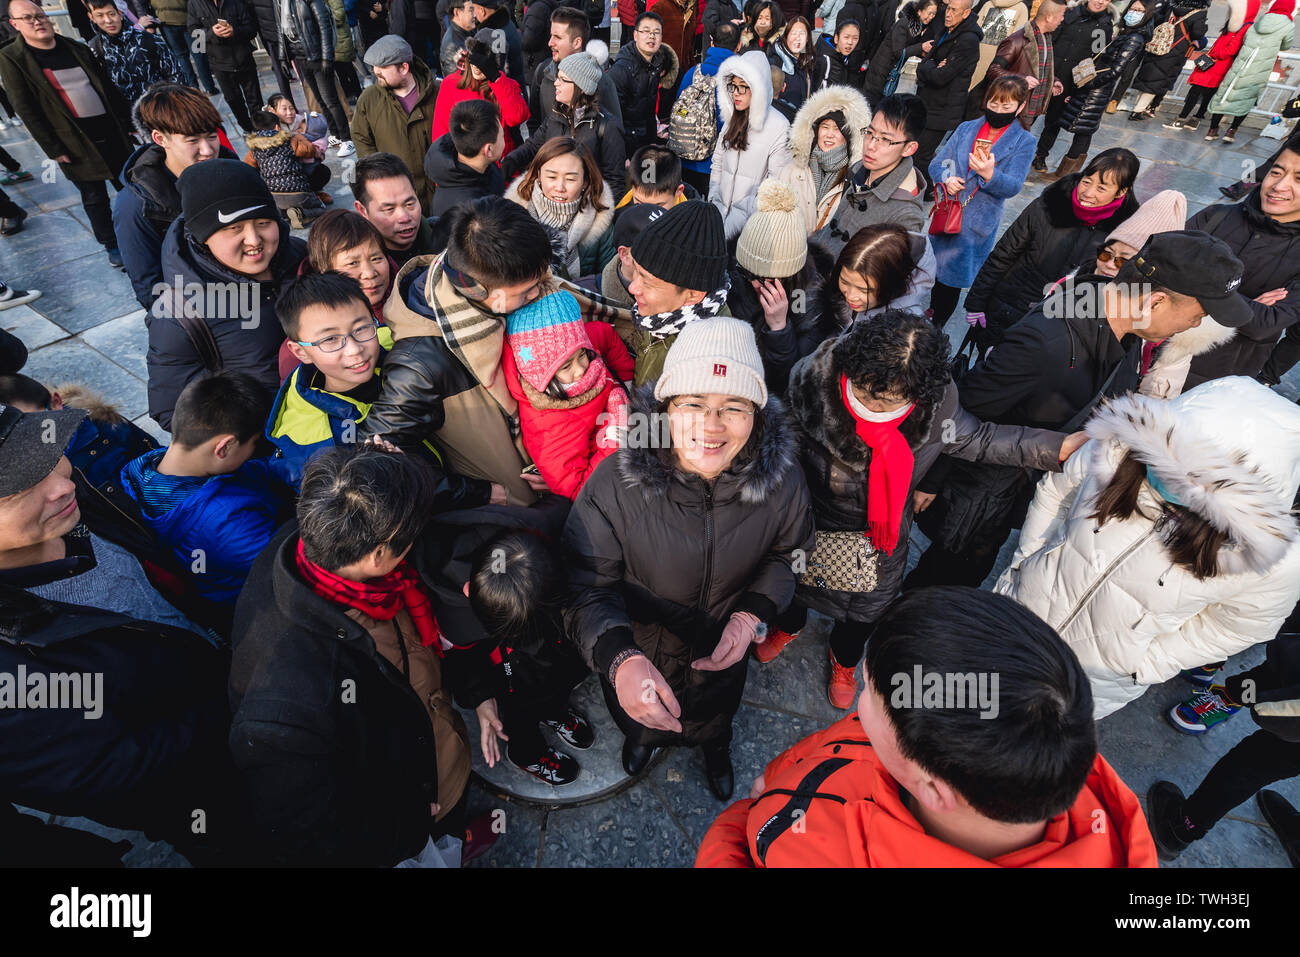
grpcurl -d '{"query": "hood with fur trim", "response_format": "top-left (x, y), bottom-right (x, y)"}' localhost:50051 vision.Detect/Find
top-left (51, 383), bottom-right (127, 425)
top-left (1149, 317), bottom-right (1236, 372)
top-left (245, 128), bottom-right (294, 150)
top-left (503, 178), bottom-right (616, 251)
top-left (788, 84), bottom-right (871, 170)
top-left (1085, 377), bottom-right (1300, 576)
top-left (615, 385), bottom-right (800, 506)
top-left (716, 50), bottom-right (778, 134)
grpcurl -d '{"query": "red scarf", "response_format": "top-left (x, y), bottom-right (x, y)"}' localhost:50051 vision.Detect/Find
top-left (295, 539), bottom-right (442, 651)
top-left (841, 375), bottom-right (914, 556)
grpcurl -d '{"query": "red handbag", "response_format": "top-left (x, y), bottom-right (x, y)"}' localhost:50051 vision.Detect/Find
top-left (929, 183), bottom-right (980, 236)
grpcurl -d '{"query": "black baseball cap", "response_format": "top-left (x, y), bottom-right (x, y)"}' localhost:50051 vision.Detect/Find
top-left (612, 202), bottom-right (666, 251)
top-left (1125, 230), bottom-right (1253, 328)
top-left (0, 402), bottom-right (86, 498)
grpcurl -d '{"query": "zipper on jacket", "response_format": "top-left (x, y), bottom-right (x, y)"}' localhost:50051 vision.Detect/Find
top-left (1056, 526), bottom-right (1159, 634)
top-left (698, 482), bottom-right (715, 612)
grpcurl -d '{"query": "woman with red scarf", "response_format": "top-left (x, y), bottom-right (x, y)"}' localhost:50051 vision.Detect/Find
top-left (768, 311), bottom-right (1082, 709)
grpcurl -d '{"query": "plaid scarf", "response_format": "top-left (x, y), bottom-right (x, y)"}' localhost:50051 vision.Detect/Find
top-left (295, 539), bottom-right (442, 651)
top-left (632, 275), bottom-right (731, 338)
top-left (427, 256), bottom-right (520, 415)
top-left (1027, 23), bottom-right (1054, 119)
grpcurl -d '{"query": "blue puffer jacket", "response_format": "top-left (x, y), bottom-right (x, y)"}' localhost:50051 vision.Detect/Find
top-left (266, 363), bottom-right (381, 488)
top-left (121, 449), bottom-right (293, 606)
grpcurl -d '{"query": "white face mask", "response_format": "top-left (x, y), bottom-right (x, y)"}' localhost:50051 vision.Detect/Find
top-left (844, 379), bottom-right (915, 422)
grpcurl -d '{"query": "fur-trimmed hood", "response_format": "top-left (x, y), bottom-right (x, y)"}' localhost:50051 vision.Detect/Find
top-left (1148, 316), bottom-right (1236, 371)
top-left (788, 337), bottom-right (942, 469)
top-left (245, 128), bottom-right (294, 150)
top-left (1085, 377), bottom-right (1300, 576)
top-left (503, 178), bottom-right (616, 250)
top-left (716, 50), bottom-right (778, 134)
top-left (614, 385), bottom-right (800, 506)
top-left (788, 84), bottom-right (871, 170)
top-left (51, 383), bottom-right (126, 425)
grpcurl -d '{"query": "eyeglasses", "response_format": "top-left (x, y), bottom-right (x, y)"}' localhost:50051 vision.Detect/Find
top-left (670, 399), bottom-right (755, 424)
top-left (296, 320), bottom-right (381, 352)
top-left (727, 82), bottom-right (751, 95)
top-left (1096, 248), bottom-right (1130, 268)
top-left (860, 129), bottom-right (906, 147)
top-left (10, 12), bottom-right (51, 22)
top-left (636, 28), bottom-right (662, 37)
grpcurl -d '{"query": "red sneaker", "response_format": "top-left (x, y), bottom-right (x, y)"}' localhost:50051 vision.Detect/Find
top-left (754, 628), bottom-right (799, 663)
top-left (828, 649), bottom-right (857, 710)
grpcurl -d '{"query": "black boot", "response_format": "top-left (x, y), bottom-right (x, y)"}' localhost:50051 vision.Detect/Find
top-left (1031, 154), bottom-right (1048, 173)
top-left (1146, 780), bottom-right (1195, 861)
top-left (702, 744), bottom-right (734, 802)
top-left (621, 739), bottom-right (656, 776)
top-left (1257, 790), bottom-right (1300, 868)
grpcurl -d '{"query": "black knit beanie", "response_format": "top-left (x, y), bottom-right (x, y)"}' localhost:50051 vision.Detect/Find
top-left (630, 200), bottom-right (728, 292)
top-left (178, 158), bottom-right (278, 243)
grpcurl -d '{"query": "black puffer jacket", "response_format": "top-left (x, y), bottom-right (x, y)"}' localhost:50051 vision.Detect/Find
top-left (725, 239), bottom-right (837, 396)
top-left (608, 39), bottom-right (680, 144)
top-left (810, 33), bottom-right (853, 91)
top-left (916, 275), bottom-right (1144, 552)
top-left (187, 0), bottom-right (259, 72)
top-left (964, 172), bottom-right (1139, 346)
top-left (147, 217), bottom-right (307, 430)
top-left (787, 335), bottom-right (1066, 622)
top-left (1134, 4), bottom-right (1208, 94)
top-left (249, 0), bottom-right (281, 45)
top-left (1058, 22), bottom-right (1149, 135)
top-left (229, 530), bottom-right (448, 867)
top-left (563, 387), bottom-right (815, 748)
top-left (0, 582), bottom-right (239, 862)
top-left (502, 104), bottom-right (627, 194)
top-left (1185, 192), bottom-right (1300, 388)
top-left (273, 0), bottom-right (336, 64)
top-left (520, 0), bottom-right (562, 75)
top-left (1050, 1), bottom-right (1115, 82)
top-left (915, 12), bottom-right (982, 131)
top-left (424, 133), bottom-right (506, 217)
top-left (862, 1), bottom-right (929, 96)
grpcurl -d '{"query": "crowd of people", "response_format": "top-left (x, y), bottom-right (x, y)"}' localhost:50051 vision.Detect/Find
top-left (2, 0), bottom-right (1300, 870)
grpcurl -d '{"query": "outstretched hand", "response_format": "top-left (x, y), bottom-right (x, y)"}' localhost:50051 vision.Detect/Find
top-left (693, 612), bottom-right (760, 672)
top-left (614, 654), bottom-right (683, 733)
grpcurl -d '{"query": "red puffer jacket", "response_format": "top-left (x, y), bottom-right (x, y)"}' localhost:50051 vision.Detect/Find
top-left (431, 71), bottom-right (531, 155)
top-left (503, 321), bottom-right (635, 500)
top-left (696, 713), bottom-right (1160, 868)
top-left (1188, 0), bottom-right (1261, 88)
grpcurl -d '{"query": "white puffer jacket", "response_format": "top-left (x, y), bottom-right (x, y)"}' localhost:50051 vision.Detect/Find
top-left (709, 50), bottom-right (794, 240)
top-left (778, 84), bottom-right (871, 235)
top-left (996, 377), bottom-right (1300, 720)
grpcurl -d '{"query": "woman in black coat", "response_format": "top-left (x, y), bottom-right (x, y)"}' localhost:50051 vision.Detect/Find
top-left (1054, 0), bottom-right (1154, 172)
top-left (861, 0), bottom-right (937, 100)
top-left (563, 317), bottom-right (814, 800)
top-left (963, 149), bottom-right (1140, 350)
top-left (766, 311), bottom-right (1070, 709)
top-left (767, 15), bottom-right (814, 108)
top-left (1129, 1), bottom-right (1209, 119)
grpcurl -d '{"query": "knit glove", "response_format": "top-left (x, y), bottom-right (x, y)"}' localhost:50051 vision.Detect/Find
top-left (965, 311), bottom-right (986, 328)
top-left (597, 385), bottom-right (629, 451)
top-left (467, 44), bottom-right (501, 82)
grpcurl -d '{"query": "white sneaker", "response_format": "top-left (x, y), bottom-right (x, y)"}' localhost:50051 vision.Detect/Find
top-left (327, 134), bottom-right (342, 148)
top-left (0, 286), bottom-right (41, 310)
top-left (336, 140), bottom-right (356, 157)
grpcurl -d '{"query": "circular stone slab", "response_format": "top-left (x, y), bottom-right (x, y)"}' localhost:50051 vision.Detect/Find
top-left (460, 674), bottom-right (652, 807)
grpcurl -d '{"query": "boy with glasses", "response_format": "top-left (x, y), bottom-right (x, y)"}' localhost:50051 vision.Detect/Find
top-left (812, 93), bottom-right (927, 257)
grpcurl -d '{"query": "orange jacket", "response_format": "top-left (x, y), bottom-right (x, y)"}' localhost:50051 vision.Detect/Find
top-left (695, 714), bottom-right (1158, 868)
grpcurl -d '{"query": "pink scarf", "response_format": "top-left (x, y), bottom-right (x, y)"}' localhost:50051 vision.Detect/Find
top-left (1071, 189), bottom-right (1125, 226)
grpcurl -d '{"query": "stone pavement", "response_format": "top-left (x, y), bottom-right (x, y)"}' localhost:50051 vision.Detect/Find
top-left (3, 50), bottom-right (1299, 868)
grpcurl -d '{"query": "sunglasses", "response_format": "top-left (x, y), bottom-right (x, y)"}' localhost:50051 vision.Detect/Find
top-left (1096, 248), bottom-right (1130, 268)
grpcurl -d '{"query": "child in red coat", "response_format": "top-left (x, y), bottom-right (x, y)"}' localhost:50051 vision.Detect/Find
top-left (504, 289), bottom-right (634, 500)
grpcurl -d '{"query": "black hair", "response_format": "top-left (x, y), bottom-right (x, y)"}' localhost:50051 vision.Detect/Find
top-left (873, 92), bottom-right (926, 143)
top-left (747, 0), bottom-right (786, 36)
top-left (550, 5), bottom-right (590, 43)
top-left (468, 529), bottom-right (565, 655)
top-left (297, 446), bottom-right (435, 572)
top-left (250, 108), bottom-right (280, 131)
top-left (444, 196), bottom-right (552, 288)
top-left (352, 152), bottom-right (418, 208)
top-left (277, 272), bottom-right (372, 340)
top-left (85, 0), bottom-right (118, 9)
top-left (449, 98), bottom-right (502, 157)
top-left (865, 587), bottom-right (1097, 824)
top-left (634, 11), bottom-right (664, 30)
top-left (0, 373), bottom-right (51, 410)
top-left (834, 17), bottom-right (862, 37)
top-left (543, 348), bottom-right (595, 399)
top-left (1080, 147), bottom-right (1140, 193)
top-left (831, 308), bottom-right (950, 420)
top-left (714, 21), bottom-right (742, 51)
top-left (169, 370), bottom-right (269, 449)
top-left (625, 144), bottom-right (682, 196)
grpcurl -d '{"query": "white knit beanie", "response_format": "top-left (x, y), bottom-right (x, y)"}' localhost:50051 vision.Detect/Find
top-left (1106, 189), bottom-right (1188, 250)
top-left (736, 179), bottom-right (808, 278)
top-left (654, 316), bottom-right (768, 408)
